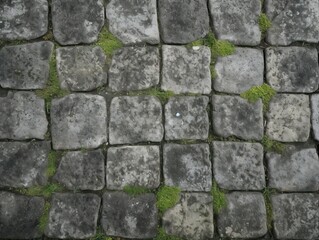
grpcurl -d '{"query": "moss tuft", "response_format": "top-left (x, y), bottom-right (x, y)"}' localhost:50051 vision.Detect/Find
top-left (38, 202), bottom-right (50, 233)
top-left (123, 185), bottom-right (150, 196)
top-left (128, 88), bottom-right (175, 103)
top-left (259, 13), bottom-right (272, 34)
top-left (89, 227), bottom-right (111, 240)
top-left (20, 183), bottom-right (64, 198)
top-left (46, 151), bottom-right (58, 178)
top-left (262, 136), bottom-right (285, 154)
top-left (154, 228), bottom-right (183, 240)
top-left (95, 27), bottom-right (123, 58)
top-left (156, 186), bottom-right (181, 214)
top-left (263, 188), bottom-right (276, 230)
top-left (211, 181), bottom-right (227, 214)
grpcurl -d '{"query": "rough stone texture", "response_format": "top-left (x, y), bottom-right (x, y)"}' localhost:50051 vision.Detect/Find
top-left (52, 0), bottom-right (104, 45)
top-left (0, 42), bottom-right (54, 90)
top-left (106, 0), bottom-right (159, 44)
top-left (212, 95), bottom-right (263, 140)
top-left (209, 0), bottom-right (261, 46)
top-left (271, 194), bottom-right (319, 239)
top-left (161, 45), bottom-right (211, 94)
top-left (109, 47), bottom-right (160, 92)
top-left (266, 47), bottom-right (319, 93)
top-left (101, 192), bottom-right (157, 239)
top-left (266, 94), bottom-right (310, 142)
top-left (0, 91), bottom-right (48, 140)
top-left (163, 144), bottom-right (211, 192)
top-left (51, 94), bottom-right (107, 150)
top-left (0, 191), bottom-right (44, 239)
top-left (109, 96), bottom-right (163, 144)
top-left (165, 96), bottom-right (209, 140)
top-left (54, 150), bottom-right (105, 191)
top-left (0, 0), bottom-right (48, 40)
top-left (218, 192), bottom-right (267, 239)
top-left (214, 48), bottom-right (264, 94)
top-left (311, 94), bottom-right (319, 141)
top-left (213, 142), bottom-right (265, 191)
top-left (158, 0), bottom-right (210, 44)
top-left (45, 193), bottom-right (100, 239)
top-left (162, 193), bottom-right (214, 240)
top-left (266, 0), bottom-right (319, 45)
top-left (107, 146), bottom-right (160, 190)
top-left (56, 46), bottom-right (107, 91)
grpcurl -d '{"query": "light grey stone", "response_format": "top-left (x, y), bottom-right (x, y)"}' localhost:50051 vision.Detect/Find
top-left (212, 95), bottom-right (263, 140)
top-left (161, 45), bottom-right (211, 94)
top-left (271, 194), bottom-right (319, 239)
top-left (56, 46), bottom-right (107, 92)
top-left (266, 0), bottom-right (319, 45)
top-left (209, 0), bottom-right (261, 46)
top-left (51, 94), bottom-right (107, 150)
top-left (109, 47), bottom-right (159, 92)
top-left (162, 193), bottom-right (214, 240)
top-left (107, 146), bottom-right (160, 190)
top-left (52, 0), bottom-right (104, 45)
top-left (0, 42), bottom-right (54, 90)
top-left (109, 96), bottom-right (163, 144)
top-left (163, 144), bottom-right (211, 192)
top-left (213, 142), bottom-right (265, 190)
top-left (0, 91), bottom-right (48, 140)
top-left (311, 94), bottom-right (319, 141)
top-left (214, 48), bottom-right (264, 94)
top-left (106, 0), bottom-right (159, 44)
top-left (266, 94), bottom-right (310, 142)
top-left (266, 47), bottom-right (319, 93)
top-left (218, 192), bottom-right (267, 239)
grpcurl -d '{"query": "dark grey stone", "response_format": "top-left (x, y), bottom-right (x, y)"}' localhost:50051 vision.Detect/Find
top-left (311, 94), bottom-right (319, 141)
top-left (101, 192), bottom-right (158, 239)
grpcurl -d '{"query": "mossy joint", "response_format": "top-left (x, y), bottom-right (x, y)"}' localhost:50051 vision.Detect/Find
top-left (19, 183), bottom-right (64, 198)
top-left (38, 202), bottom-right (51, 233)
top-left (259, 13), bottom-right (272, 34)
top-left (262, 136), bottom-right (285, 154)
top-left (95, 27), bottom-right (123, 59)
top-left (127, 87), bottom-right (175, 103)
top-left (263, 188), bottom-right (277, 230)
top-left (123, 185), bottom-right (151, 196)
top-left (89, 227), bottom-right (112, 240)
top-left (211, 181), bottom-right (227, 214)
top-left (156, 186), bottom-right (181, 214)
top-left (154, 228), bottom-right (183, 240)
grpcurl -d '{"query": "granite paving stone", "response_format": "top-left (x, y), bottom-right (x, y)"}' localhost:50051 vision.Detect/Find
top-left (311, 94), bottom-right (319, 141)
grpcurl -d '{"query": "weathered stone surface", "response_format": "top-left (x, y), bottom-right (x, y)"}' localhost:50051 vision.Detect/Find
top-left (214, 48), bottom-right (264, 94)
top-left (158, 0), bottom-right (210, 44)
top-left (163, 144), bottom-right (211, 192)
top-left (106, 0), bottom-right (159, 44)
top-left (54, 150), bottom-right (105, 191)
top-left (163, 193), bottom-right (214, 240)
top-left (209, 0), bottom-right (261, 46)
top-left (266, 0), bottom-right (319, 45)
top-left (109, 47), bottom-right (160, 92)
top-left (109, 96), bottom-right (163, 144)
top-left (212, 95), bottom-right (263, 140)
top-left (271, 194), bottom-right (319, 239)
top-left (52, 0), bottom-right (104, 45)
top-left (51, 94), bottom-right (107, 150)
top-left (0, 91), bottom-right (48, 140)
top-left (56, 46), bottom-right (107, 91)
top-left (101, 192), bottom-right (157, 239)
top-left (0, 42), bottom-right (54, 90)
top-left (107, 146), bottom-right (160, 190)
top-left (266, 94), bottom-right (310, 142)
top-left (218, 192), bottom-right (267, 238)
top-left (0, 0), bottom-right (48, 40)
top-left (266, 47), bottom-right (319, 93)
top-left (0, 191), bottom-right (44, 239)
top-left (213, 142), bottom-right (265, 190)
top-left (311, 94), bottom-right (319, 141)
top-left (161, 45), bottom-right (211, 94)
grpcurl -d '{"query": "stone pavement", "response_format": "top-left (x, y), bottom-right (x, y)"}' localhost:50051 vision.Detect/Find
top-left (0, 0), bottom-right (319, 239)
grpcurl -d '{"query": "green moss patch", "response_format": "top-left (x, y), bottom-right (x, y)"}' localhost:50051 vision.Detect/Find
top-left (262, 136), bottom-right (285, 154)
top-left (38, 202), bottom-right (50, 233)
top-left (89, 227), bottom-right (112, 240)
top-left (211, 181), bottom-right (227, 214)
top-left (156, 186), bottom-right (181, 214)
top-left (263, 188), bottom-right (276, 230)
top-left (128, 87), bottom-right (175, 103)
top-left (154, 228), bottom-right (183, 240)
top-left (20, 183), bottom-right (64, 198)
top-left (95, 27), bottom-right (123, 58)
top-left (259, 13), bottom-right (272, 34)
top-left (123, 185), bottom-right (151, 196)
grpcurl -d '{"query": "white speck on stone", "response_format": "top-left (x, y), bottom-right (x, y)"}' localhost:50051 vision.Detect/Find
top-left (176, 112), bottom-right (181, 117)
top-left (192, 46), bottom-right (200, 50)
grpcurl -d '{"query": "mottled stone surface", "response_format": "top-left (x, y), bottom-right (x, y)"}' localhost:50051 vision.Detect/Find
top-left (56, 46), bottom-right (107, 91)
top-left (266, 0), bottom-right (319, 45)
top-left (0, 91), bottom-right (48, 140)
top-left (311, 94), bottom-right (319, 141)
top-left (109, 96), bottom-right (163, 144)
top-left (106, 0), bottom-right (159, 44)
top-left (272, 194), bottom-right (319, 239)
top-left (52, 0), bottom-right (104, 45)
top-left (163, 193), bottom-right (214, 240)
top-left (212, 95), bottom-right (263, 140)
top-left (163, 144), bottom-right (211, 192)
top-left (209, 0), bottom-right (261, 46)
top-left (101, 192), bottom-right (157, 239)
top-left (0, 42), bottom-right (54, 90)
top-left (0, 191), bottom-right (44, 239)
top-left (266, 94), bottom-right (310, 142)
top-left (0, 0), bottom-right (48, 40)
top-left (161, 45), bottom-right (211, 94)
top-left (266, 47), bottom-right (319, 93)
top-left (214, 48), bottom-right (264, 94)
top-left (213, 142), bottom-right (265, 190)
top-left (218, 192), bottom-right (267, 239)
top-left (107, 146), bottom-right (160, 190)
top-left (51, 94), bottom-right (107, 150)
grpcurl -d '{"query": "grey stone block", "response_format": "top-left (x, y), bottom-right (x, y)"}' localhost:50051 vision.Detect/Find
top-left (311, 94), bottom-right (319, 141)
